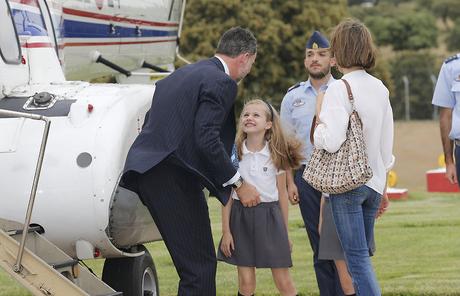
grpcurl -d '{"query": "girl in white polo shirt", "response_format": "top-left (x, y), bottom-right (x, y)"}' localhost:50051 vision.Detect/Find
top-left (217, 99), bottom-right (303, 296)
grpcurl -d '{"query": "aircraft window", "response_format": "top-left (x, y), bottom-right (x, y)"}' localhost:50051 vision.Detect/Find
top-left (9, 0), bottom-right (48, 37)
top-left (108, 0), bottom-right (114, 7)
top-left (0, 0), bottom-right (21, 64)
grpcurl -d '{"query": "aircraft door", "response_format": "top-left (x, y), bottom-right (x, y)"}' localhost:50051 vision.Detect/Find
top-left (0, 0), bottom-right (29, 91)
top-left (36, 0), bottom-right (61, 58)
top-left (116, 0), bottom-right (142, 69)
top-left (0, 0), bottom-right (21, 64)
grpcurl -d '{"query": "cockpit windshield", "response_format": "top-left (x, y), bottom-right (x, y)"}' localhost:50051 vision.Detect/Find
top-left (0, 0), bottom-right (21, 64)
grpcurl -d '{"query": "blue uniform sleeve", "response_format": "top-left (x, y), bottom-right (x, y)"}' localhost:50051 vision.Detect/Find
top-left (230, 144), bottom-right (239, 169)
top-left (432, 62), bottom-right (455, 108)
top-left (280, 92), bottom-right (294, 133)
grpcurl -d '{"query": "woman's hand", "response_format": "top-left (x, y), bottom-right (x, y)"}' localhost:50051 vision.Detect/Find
top-left (316, 92), bottom-right (325, 118)
top-left (220, 232), bottom-right (234, 257)
top-left (376, 193), bottom-right (390, 218)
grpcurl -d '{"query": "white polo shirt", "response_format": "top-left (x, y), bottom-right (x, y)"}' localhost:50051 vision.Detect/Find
top-left (233, 141), bottom-right (284, 203)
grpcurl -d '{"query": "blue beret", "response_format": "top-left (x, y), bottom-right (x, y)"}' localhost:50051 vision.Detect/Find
top-left (306, 31), bottom-right (330, 49)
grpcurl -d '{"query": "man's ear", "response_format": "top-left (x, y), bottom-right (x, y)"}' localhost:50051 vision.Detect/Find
top-left (330, 56), bottom-right (337, 67)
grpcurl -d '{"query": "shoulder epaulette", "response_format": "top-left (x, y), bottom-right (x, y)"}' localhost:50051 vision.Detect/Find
top-left (287, 82), bottom-right (301, 93)
top-left (445, 54), bottom-right (459, 64)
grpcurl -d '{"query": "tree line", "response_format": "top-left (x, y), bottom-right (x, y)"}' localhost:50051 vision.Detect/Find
top-left (179, 0), bottom-right (459, 119)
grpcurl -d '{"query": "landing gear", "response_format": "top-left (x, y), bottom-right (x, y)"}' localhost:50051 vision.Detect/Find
top-left (102, 245), bottom-right (159, 296)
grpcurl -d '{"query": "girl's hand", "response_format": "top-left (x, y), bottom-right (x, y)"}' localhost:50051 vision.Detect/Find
top-left (220, 232), bottom-right (234, 257)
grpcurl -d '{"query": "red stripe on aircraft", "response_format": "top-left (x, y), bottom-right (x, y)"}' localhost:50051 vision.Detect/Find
top-left (63, 8), bottom-right (179, 28)
top-left (22, 42), bottom-right (54, 48)
top-left (9, 0), bottom-right (39, 8)
top-left (63, 39), bottom-right (176, 47)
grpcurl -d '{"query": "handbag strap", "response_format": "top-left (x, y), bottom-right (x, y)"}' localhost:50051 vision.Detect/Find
top-left (341, 79), bottom-right (355, 110)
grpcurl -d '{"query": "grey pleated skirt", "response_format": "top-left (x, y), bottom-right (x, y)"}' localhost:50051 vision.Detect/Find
top-left (217, 200), bottom-right (292, 268)
top-left (318, 197), bottom-right (376, 260)
top-left (318, 197), bottom-right (345, 260)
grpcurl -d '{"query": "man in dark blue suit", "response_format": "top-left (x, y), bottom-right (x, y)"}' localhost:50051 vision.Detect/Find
top-left (122, 27), bottom-right (261, 295)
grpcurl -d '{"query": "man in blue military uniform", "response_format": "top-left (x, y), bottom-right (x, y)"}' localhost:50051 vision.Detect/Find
top-left (432, 53), bottom-right (460, 187)
top-left (280, 31), bottom-right (343, 295)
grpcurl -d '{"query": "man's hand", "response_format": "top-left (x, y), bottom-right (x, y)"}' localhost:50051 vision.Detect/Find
top-left (236, 181), bottom-right (261, 207)
top-left (220, 232), bottom-right (234, 257)
top-left (376, 193), bottom-right (390, 219)
top-left (446, 162), bottom-right (458, 184)
top-left (287, 182), bottom-right (299, 205)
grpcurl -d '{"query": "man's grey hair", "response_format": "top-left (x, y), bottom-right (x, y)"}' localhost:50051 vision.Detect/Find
top-left (216, 27), bottom-right (257, 58)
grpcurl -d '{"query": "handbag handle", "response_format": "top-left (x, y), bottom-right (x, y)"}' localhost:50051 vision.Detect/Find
top-left (341, 79), bottom-right (355, 110)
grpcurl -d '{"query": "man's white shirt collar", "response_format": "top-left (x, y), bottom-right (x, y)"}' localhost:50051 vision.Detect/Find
top-left (215, 55), bottom-right (230, 76)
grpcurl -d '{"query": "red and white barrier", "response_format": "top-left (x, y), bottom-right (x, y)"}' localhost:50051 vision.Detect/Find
top-left (426, 168), bottom-right (460, 193)
top-left (387, 187), bottom-right (409, 200)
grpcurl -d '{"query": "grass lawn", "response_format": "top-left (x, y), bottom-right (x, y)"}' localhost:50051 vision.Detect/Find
top-left (1, 192), bottom-right (459, 296)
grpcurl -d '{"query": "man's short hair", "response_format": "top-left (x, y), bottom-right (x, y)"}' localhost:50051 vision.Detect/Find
top-left (330, 19), bottom-right (376, 70)
top-left (216, 27), bottom-right (257, 58)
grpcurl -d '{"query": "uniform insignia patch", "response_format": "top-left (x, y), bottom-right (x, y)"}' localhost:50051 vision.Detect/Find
top-left (293, 98), bottom-right (305, 107)
top-left (445, 54), bottom-right (459, 64)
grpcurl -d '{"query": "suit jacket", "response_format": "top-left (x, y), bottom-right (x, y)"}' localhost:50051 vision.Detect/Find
top-left (123, 57), bottom-right (238, 204)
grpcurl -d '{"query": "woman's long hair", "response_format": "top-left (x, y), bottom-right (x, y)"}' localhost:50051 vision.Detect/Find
top-left (235, 99), bottom-right (304, 170)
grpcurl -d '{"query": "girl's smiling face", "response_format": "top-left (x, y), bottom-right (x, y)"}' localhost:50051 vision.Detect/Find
top-left (240, 103), bottom-right (272, 135)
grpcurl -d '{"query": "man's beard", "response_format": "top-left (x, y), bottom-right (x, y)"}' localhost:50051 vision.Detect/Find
top-left (308, 66), bottom-right (330, 80)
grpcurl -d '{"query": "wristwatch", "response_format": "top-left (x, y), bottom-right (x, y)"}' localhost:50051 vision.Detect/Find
top-left (231, 176), bottom-right (244, 189)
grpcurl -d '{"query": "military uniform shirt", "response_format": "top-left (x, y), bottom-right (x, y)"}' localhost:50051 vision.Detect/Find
top-left (280, 77), bottom-right (335, 164)
top-left (432, 53), bottom-right (460, 140)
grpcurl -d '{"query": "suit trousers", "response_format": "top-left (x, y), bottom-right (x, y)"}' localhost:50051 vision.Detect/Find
top-left (138, 159), bottom-right (217, 296)
top-left (295, 167), bottom-right (344, 296)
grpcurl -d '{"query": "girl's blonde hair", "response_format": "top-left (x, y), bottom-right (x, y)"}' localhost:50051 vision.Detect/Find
top-left (235, 99), bottom-right (304, 170)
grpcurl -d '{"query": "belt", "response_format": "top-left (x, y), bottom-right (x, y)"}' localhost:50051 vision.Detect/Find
top-left (455, 139), bottom-right (460, 146)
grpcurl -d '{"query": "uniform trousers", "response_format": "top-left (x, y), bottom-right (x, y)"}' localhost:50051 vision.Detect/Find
top-left (138, 159), bottom-right (217, 296)
top-left (295, 167), bottom-right (344, 296)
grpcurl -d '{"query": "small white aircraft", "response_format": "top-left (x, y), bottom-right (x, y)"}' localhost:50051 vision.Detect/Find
top-left (0, 0), bottom-right (186, 295)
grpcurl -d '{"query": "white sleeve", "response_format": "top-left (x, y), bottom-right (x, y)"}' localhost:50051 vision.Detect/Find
top-left (381, 102), bottom-right (395, 171)
top-left (432, 62), bottom-right (455, 108)
top-left (313, 83), bottom-right (350, 153)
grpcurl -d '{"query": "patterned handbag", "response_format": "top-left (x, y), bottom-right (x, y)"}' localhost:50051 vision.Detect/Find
top-left (302, 79), bottom-right (373, 194)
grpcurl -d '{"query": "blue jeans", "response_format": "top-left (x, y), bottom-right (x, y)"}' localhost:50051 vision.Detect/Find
top-left (295, 168), bottom-right (343, 296)
top-left (330, 185), bottom-right (382, 296)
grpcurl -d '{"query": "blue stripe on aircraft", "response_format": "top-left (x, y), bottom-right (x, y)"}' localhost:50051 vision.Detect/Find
top-left (63, 19), bottom-right (177, 38)
top-left (10, 8), bottom-right (177, 39)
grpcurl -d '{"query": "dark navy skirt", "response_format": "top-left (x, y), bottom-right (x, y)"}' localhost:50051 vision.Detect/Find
top-left (217, 200), bottom-right (292, 268)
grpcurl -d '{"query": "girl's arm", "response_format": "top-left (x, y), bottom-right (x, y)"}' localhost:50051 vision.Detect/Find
top-left (276, 172), bottom-right (289, 233)
top-left (220, 194), bottom-right (234, 257)
top-left (277, 172), bottom-right (292, 251)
